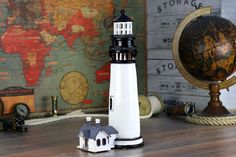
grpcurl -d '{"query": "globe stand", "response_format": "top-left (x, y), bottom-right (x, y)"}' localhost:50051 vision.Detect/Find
top-left (172, 7), bottom-right (236, 125)
top-left (200, 84), bottom-right (232, 116)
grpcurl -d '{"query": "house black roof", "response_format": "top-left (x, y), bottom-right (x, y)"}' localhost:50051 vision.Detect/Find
top-left (114, 10), bottom-right (132, 22)
top-left (78, 123), bottom-right (118, 140)
top-left (103, 126), bottom-right (118, 134)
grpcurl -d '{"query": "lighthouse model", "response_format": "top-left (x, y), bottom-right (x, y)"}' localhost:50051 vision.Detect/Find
top-left (108, 10), bottom-right (144, 148)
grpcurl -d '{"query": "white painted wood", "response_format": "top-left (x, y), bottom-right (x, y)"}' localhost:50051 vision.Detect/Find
top-left (109, 134), bottom-right (117, 149)
top-left (109, 64), bottom-right (141, 139)
top-left (147, 0), bottom-right (221, 49)
top-left (148, 12), bottom-right (221, 34)
top-left (147, 0), bottom-right (221, 15)
top-left (152, 92), bottom-right (209, 111)
top-left (147, 12), bottom-right (221, 49)
top-left (93, 131), bottom-right (110, 152)
top-left (221, 13), bottom-right (236, 24)
top-left (221, 0), bottom-right (236, 23)
top-left (148, 59), bottom-right (180, 76)
top-left (147, 49), bottom-right (172, 59)
top-left (147, 14), bottom-right (184, 33)
top-left (153, 91), bottom-right (236, 112)
top-left (148, 49), bottom-right (181, 76)
top-left (147, 32), bottom-right (173, 49)
top-left (221, 0), bottom-right (235, 7)
top-left (220, 0), bottom-right (236, 110)
top-left (148, 75), bottom-right (208, 96)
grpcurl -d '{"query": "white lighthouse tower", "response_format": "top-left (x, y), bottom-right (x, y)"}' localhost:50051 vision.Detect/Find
top-left (108, 10), bottom-right (144, 148)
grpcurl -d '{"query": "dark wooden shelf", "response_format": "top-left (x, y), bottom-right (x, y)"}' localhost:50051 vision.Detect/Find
top-left (1, 115), bottom-right (236, 157)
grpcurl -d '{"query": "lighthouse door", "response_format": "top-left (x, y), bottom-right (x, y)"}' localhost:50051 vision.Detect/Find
top-left (109, 96), bottom-right (114, 111)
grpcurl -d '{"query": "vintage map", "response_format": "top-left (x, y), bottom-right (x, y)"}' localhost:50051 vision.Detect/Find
top-left (0, 0), bottom-right (145, 113)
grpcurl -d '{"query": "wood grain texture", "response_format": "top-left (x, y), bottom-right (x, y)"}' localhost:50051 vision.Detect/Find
top-left (1, 116), bottom-right (236, 157)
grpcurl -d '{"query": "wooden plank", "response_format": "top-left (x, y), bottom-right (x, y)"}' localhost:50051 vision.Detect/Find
top-left (221, 8), bottom-right (236, 14)
top-left (221, 0), bottom-right (236, 24)
top-left (147, 0), bottom-right (221, 49)
top-left (147, 49), bottom-right (179, 75)
top-left (147, 59), bottom-right (180, 76)
top-left (147, 13), bottom-right (221, 49)
top-left (221, 0), bottom-right (236, 7)
top-left (220, 0), bottom-right (236, 110)
top-left (147, 49), bottom-right (172, 59)
top-left (148, 75), bottom-right (208, 96)
top-left (4, 116), bottom-right (236, 156)
top-left (152, 89), bottom-right (236, 111)
top-left (147, 14), bottom-right (184, 33)
top-left (152, 92), bottom-right (209, 111)
top-left (147, 12), bottom-right (221, 34)
top-left (220, 74), bottom-right (236, 109)
top-left (147, 0), bottom-right (221, 15)
top-left (221, 13), bottom-right (236, 24)
top-left (147, 32), bottom-right (173, 49)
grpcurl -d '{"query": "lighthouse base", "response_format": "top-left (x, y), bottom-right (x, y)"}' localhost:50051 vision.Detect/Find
top-left (114, 136), bottom-right (144, 149)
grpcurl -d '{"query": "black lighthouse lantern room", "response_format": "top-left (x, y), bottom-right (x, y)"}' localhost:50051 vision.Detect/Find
top-left (109, 10), bottom-right (137, 63)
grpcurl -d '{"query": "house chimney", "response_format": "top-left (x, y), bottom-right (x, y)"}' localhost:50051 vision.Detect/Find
top-left (86, 117), bottom-right (92, 126)
top-left (95, 118), bottom-right (101, 127)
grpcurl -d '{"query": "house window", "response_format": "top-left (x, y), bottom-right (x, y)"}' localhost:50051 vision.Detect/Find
top-left (96, 139), bottom-right (101, 147)
top-left (102, 138), bottom-right (106, 146)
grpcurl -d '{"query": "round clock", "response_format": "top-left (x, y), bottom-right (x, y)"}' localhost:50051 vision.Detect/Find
top-left (14, 103), bottom-right (30, 119)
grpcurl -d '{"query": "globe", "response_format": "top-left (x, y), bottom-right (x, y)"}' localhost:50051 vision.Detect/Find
top-left (173, 7), bottom-right (236, 118)
top-left (179, 16), bottom-right (236, 82)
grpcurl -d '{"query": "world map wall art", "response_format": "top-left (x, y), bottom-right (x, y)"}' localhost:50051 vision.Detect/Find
top-left (0, 0), bottom-right (145, 116)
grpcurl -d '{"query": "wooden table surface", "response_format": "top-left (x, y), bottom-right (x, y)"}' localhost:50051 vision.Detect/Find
top-left (1, 115), bottom-right (236, 157)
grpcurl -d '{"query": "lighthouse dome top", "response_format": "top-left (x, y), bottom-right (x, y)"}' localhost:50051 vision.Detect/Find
top-left (114, 10), bottom-right (132, 22)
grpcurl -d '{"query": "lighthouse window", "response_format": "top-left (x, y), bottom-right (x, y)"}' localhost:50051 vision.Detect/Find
top-left (118, 41), bottom-right (122, 46)
top-left (119, 53), bottom-right (122, 60)
top-left (128, 52), bottom-right (132, 60)
top-left (116, 53), bottom-right (119, 60)
top-left (128, 40), bottom-right (131, 46)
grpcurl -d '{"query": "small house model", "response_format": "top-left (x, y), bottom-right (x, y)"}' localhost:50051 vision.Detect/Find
top-left (77, 117), bottom-right (118, 153)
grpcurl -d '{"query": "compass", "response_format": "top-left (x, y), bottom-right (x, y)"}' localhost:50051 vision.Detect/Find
top-left (14, 103), bottom-right (30, 119)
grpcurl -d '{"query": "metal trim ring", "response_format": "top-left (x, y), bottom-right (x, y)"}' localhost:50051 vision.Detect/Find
top-left (172, 7), bottom-right (211, 90)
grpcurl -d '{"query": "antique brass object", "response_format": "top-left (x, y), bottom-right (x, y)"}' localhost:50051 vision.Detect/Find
top-left (172, 7), bottom-right (236, 117)
top-left (51, 96), bottom-right (58, 117)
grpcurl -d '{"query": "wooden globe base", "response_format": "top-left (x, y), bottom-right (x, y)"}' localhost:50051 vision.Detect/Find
top-left (199, 84), bottom-right (233, 117)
